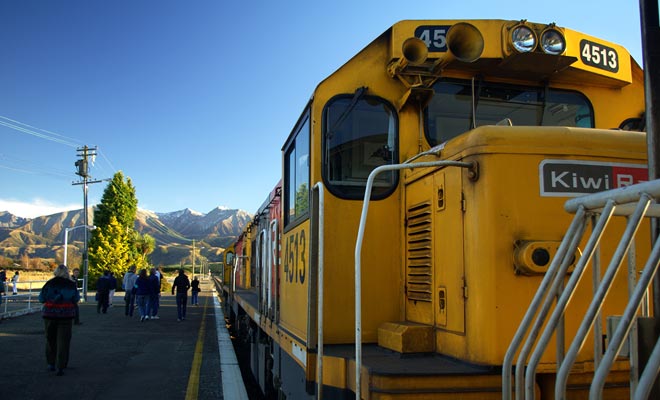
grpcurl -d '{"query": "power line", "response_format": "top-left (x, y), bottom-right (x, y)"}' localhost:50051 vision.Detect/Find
top-left (0, 115), bottom-right (119, 179)
top-left (0, 153), bottom-right (74, 178)
top-left (0, 118), bottom-right (80, 147)
top-left (0, 115), bottom-right (83, 145)
top-left (97, 149), bottom-right (118, 174)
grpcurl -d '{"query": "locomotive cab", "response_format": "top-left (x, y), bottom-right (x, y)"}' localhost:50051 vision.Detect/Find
top-left (225, 18), bottom-right (648, 399)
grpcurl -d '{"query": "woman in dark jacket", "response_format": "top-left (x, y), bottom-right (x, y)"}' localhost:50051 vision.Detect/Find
top-left (134, 269), bottom-right (153, 322)
top-left (39, 264), bottom-right (80, 376)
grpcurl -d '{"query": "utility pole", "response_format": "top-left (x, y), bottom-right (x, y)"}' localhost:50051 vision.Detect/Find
top-left (72, 145), bottom-right (103, 302)
top-left (192, 239), bottom-right (196, 279)
top-left (640, 1), bottom-right (660, 396)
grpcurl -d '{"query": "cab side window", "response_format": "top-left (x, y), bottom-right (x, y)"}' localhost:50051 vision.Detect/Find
top-left (284, 113), bottom-right (310, 227)
top-left (322, 94), bottom-right (398, 199)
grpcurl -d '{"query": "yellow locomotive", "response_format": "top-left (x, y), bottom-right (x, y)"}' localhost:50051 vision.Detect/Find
top-left (221, 19), bottom-right (648, 399)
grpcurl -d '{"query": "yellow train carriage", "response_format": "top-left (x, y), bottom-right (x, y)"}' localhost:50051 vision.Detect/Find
top-left (220, 244), bottom-right (235, 294)
top-left (228, 18), bottom-right (647, 399)
top-left (222, 244), bottom-right (235, 282)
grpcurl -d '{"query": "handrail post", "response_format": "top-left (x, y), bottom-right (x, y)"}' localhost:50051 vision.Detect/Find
top-left (590, 235), bottom-right (660, 399)
top-left (313, 182), bottom-right (325, 399)
top-left (555, 195), bottom-right (651, 398)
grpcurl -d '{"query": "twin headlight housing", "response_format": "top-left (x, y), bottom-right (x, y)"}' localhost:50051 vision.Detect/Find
top-left (510, 23), bottom-right (566, 55)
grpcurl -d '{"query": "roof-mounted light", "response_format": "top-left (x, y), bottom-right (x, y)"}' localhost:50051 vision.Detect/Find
top-left (540, 28), bottom-right (566, 55)
top-left (511, 25), bottom-right (536, 53)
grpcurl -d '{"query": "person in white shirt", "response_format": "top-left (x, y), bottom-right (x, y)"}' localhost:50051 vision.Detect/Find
top-left (11, 271), bottom-right (19, 295)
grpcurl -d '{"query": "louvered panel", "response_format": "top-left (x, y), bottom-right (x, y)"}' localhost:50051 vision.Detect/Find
top-left (406, 202), bottom-right (433, 302)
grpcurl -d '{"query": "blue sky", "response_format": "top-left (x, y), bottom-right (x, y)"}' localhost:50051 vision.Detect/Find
top-left (0, 1), bottom-right (644, 218)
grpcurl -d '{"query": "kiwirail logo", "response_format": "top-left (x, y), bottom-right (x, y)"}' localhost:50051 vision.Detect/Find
top-left (539, 160), bottom-right (648, 197)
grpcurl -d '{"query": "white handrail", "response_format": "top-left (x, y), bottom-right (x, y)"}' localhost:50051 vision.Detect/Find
top-left (505, 178), bottom-right (660, 400)
top-left (555, 195), bottom-right (650, 397)
top-left (524, 200), bottom-right (616, 399)
top-left (313, 182), bottom-right (325, 399)
top-left (354, 160), bottom-right (474, 398)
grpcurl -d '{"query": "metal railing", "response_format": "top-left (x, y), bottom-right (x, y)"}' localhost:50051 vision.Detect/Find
top-left (1, 280), bottom-right (48, 318)
top-left (0, 278), bottom-right (84, 319)
top-left (503, 179), bottom-right (660, 400)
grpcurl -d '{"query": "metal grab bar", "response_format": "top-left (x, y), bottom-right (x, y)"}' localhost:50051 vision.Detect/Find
top-left (524, 200), bottom-right (617, 399)
top-left (556, 195), bottom-right (651, 397)
top-left (504, 178), bottom-right (660, 400)
top-left (355, 160), bottom-right (474, 398)
top-left (590, 233), bottom-right (660, 399)
top-left (634, 333), bottom-right (660, 400)
top-left (505, 209), bottom-right (588, 399)
top-left (313, 182), bottom-right (325, 399)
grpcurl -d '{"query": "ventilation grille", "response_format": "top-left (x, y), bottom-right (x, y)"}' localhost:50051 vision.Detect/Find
top-left (406, 201), bottom-right (432, 302)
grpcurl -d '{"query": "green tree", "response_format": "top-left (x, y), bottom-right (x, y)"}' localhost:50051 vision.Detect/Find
top-left (295, 182), bottom-right (309, 214)
top-left (88, 216), bottom-right (130, 281)
top-left (94, 171), bottom-right (137, 229)
top-left (134, 232), bottom-right (156, 269)
top-left (89, 171), bottom-right (139, 280)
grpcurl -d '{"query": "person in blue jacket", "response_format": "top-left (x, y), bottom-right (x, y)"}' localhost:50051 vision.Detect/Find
top-left (39, 264), bottom-right (80, 376)
top-left (134, 269), bottom-right (153, 322)
top-left (95, 271), bottom-right (111, 314)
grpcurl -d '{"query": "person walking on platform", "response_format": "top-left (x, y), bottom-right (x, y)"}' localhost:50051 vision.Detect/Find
top-left (70, 268), bottom-right (82, 325)
top-left (95, 271), bottom-right (111, 314)
top-left (108, 272), bottom-right (117, 307)
top-left (134, 269), bottom-right (153, 322)
top-left (122, 265), bottom-right (138, 317)
top-left (190, 276), bottom-right (200, 306)
top-left (11, 271), bottom-right (19, 295)
top-left (172, 269), bottom-right (190, 322)
top-left (0, 268), bottom-right (6, 307)
top-left (147, 268), bottom-right (161, 320)
top-left (39, 264), bottom-right (80, 376)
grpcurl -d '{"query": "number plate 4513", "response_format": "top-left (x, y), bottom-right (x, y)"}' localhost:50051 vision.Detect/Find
top-left (580, 39), bottom-right (619, 73)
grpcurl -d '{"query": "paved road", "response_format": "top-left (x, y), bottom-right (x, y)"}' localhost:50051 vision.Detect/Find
top-left (0, 282), bottom-right (241, 400)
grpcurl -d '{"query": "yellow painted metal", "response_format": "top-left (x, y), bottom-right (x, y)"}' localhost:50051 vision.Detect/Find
top-left (279, 221), bottom-right (311, 342)
top-left (389, 20), bottom-right (634, 87)
top-left (308, 33), bottom-right (403, 346)
top-left (536, 370), bottom-right (630, 399)
top-left (421, 126), bottom-right (648, 366)
top-left (513, 240), bottom-right (578, 275)
top-left (370, 373), bottom-right (504, 397)
top-left (377, 321), bottom-right (434, 353)
top-left (434, 169), bottom-right (465, 335)
top-left (221, 244), bottom-right (234, 286)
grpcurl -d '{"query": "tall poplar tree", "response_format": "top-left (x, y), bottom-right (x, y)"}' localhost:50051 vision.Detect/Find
top-left (88, 216), bottom-right (130, 278)
top-left (94, 171), bottom-right (138, 229)
top-left (88, 171), bottom-right (138, 282)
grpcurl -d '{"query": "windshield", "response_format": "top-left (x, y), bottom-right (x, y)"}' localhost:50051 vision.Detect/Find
top-left (425, 78), bottom-right (594, 146)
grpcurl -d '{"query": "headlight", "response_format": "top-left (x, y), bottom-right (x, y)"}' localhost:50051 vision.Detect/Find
top-left (511, 25), bottom-right (536, 52)
top-left (540, 29), bottom-right (566, 55)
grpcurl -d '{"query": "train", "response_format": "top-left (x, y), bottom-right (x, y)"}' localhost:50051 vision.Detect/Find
top-left (218, 18), bottom-right (650, 399)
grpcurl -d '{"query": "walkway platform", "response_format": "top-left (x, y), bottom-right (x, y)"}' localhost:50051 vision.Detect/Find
top-left (0, 281), bottom-right (248, 400)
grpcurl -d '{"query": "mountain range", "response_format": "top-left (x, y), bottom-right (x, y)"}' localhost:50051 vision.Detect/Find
top-left (0, 207), bottom-right (251, 267)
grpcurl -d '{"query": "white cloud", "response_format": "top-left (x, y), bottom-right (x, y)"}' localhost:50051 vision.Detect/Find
top-left (0, 198), bottom-right (80, 219)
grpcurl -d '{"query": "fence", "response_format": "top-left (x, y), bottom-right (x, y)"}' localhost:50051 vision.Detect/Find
top-left (0, 279), bottom-right (84, 320)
